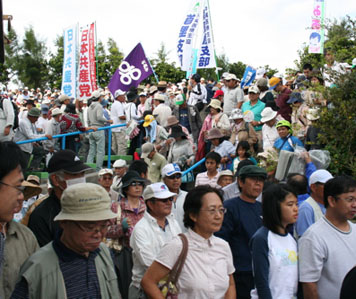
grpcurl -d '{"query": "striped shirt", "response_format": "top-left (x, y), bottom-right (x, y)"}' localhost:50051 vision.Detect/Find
top-left (195, 171), bottom-right (220, 188)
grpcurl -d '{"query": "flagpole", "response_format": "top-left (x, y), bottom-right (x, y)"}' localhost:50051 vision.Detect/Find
top-left (141, 44), bottom-right (159, 83)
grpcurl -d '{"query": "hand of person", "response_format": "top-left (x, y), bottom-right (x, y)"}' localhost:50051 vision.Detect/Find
top-left (3, 126), bottom-right (11, 136)
top-left (186, 158), bottom-right (192, 166)
top-left (166, 138), bottom-right (173, 146)
top-left (108, 119), bottom-right (113, 124)
top-left (36, 128), bottom-right (43, 133)
top-left (143, 136), bottom-right (148, 141)
top-left (250, 120), bottom-right (259, 127)
top-left (45, 134), bottom-right (53, 140)
top-left (156, 144), bottom-right (162, 151)
top-left (49, 148), bottom-right (54, 153)
top-left (301, 151), bottom-right (312, 163)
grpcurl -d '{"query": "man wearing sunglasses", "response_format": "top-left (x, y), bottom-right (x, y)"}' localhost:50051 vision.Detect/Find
top-left (129, 182), bottom-right (181, 298)
top-left (162, 163), bottom-right (187, 232)
top-left (12, 183), bottom-right (121, 299)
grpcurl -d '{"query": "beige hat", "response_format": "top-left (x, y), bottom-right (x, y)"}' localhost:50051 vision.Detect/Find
top-left (208, 99), bottom-right (222, 110)
top-left (224, 73), bottom-right (239, 81)
top-left (217, 170), bottom-right (234, 182)
top-left (27, 174), bottom-right (40, 185)
top-left (166, 116), bottom-right (179, 127)
top-left (149, 86), bottom-right (158, 94)
top-left (157, 81), bottom-right (167, 88)
top-left (248, 85), bottom-right (260, 94)
top-left (207, 128), bottom-right (224, 140)
top-left (98, 168), bottom-right (113, 177)
top-left (51, 108), bottom-right (62, 116)
top-left (54, 183), bottom-right (116, 221)
top-left (261, 107), bottom-right (277, 123)
top-left (58, 94), bottom-right (70, 103)
top-left (141, 143), bottom-right (155, 159)
top-left (113, 159), bottom-right (127, 168)
top-left (21, 180), bottom-right (42, 201)
top-left (154, 93), bottom-right (165, 102)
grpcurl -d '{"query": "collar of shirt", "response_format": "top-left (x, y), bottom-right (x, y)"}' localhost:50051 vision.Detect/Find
top-left (52, 231), bottom-right (100, 263)
top-left (187, 228), bottom-right (216, 248)
top-left (121, 197), bottom-right (146, 214)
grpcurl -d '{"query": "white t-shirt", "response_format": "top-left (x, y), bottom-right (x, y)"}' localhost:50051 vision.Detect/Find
top-left (299, 216), bottom-right (356, 299)
top-left (110, 100), bottom-right (126, 132)
top-left (156, 229), bottom-right (235, 299)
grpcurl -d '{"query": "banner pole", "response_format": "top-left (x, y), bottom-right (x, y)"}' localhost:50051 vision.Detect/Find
top-left (142, 45), bottom-right (159, 83)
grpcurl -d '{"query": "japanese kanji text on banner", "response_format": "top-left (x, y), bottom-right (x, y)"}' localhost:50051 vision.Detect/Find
top-left (308, 0), bottom-right (325, 54)
top-left (61, 25), bottom-right (77, 98)
top-left (78, 23), bottom-right (97, 99)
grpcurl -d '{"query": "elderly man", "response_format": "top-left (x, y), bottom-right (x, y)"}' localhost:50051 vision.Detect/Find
top-left (111, 159), bottom-right (128, 192)
top-left (161, 163), bottom-right (187, 232)
top-left (12, 183), bottom-right (121, 298)
top-left (28, 150), bottom-right (92, 247)
top-left (223, 73), bottom-right (244, 115)
top-left (13, 107), bottom-right (52, 171)
top-left (216, 165), bottom-right (267, 298)
top-left (43, 107), bottom-right (62, 153)
top-left (58, 94), bottom-right (70, 113)
top-left (110, 89), bottom-right (127, 156)
top-left (129, 182), bottom-right (181, 298)
top-left (152, 93), bottom-right (172, 127)
top-left (141, 142), bottom-right (167, 183)
top-left (98, 168), bottom-right (119, 202)
top-left (87, 90), bottom-right (113, 170)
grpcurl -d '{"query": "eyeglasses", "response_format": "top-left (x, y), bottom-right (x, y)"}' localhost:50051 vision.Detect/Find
top-left (201, 208), bottom-right (226, 215)
top-left (73, 220), bottom-right (110, 233)
top-left (130, 181), bottom-right (144, 187)
top-left (166, 174), bottom-right (182, 180)
top-left (155, 197), bottom-right (174, 203)
top-left (336, 196), bottom-right (356, 203)
top-left (0, 181), bottom-right (25, 194)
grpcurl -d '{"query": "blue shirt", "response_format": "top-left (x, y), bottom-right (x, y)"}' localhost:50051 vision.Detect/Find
top-left (242, 100), bottom-right (265, 131)
top-left (273, 135), bottom-right (304, 152)
top-left (215, 196), bottom-right (262, 272)
top-left (178, 108), bottom-right (191, 132)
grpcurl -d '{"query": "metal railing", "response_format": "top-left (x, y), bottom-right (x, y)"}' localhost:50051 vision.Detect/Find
top-left (16, 123), bottom-right (206, 173)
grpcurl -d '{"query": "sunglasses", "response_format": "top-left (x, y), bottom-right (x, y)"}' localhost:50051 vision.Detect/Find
top-left (130, 181), bottom-right (144, 187)
top-left (166, 174), bottom-right (182, 180)
top-left (155, 197), bottom-right (174, 203)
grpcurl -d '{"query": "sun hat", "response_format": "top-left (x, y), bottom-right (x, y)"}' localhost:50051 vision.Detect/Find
top-left (113, 159), bottom-right (127, 168)
top-left (157, 81), bottom-right (167, 88)
top-left (269, 77), bottom-right (281, 90)
top-left (161, 163), bottom-right (182, 178)
top-left (238, 165), bottom-right (267, 179)
top-left (28, 108), bottom-right (41, 117)
top-left (121, 171), bottom-right (145, 189)
top-left (47, 150), bottom-right (92, 174)
top-left (98, 168), bottom-right (114, 177)
top-left (166, 116), bottom-right (179, 127)
top-left (21, 180), bottom-right (42, 201)
top-left (153, 93), bottom-right (165, 102)
top-left (168, 125), bottom-right (187, 139)
top-left (54, 183), bottom-right (116, 221)
top-left (58, 94), bottom-right (70, 103)
top-left (27, 174), bottom-right (40, 185)
top-left (208, 99), bottom-right (222, 110)
top-left (127, 91), bottom-right (138, 102)
top-left (248, 85), bottom-right (260, 94)
top-left (309, 169), bottom-right (333, 187)
top-left (256, 77), bottom-right (268, 87)
top-left (143, 182), bottom-right (177, 201)
top-left (229, 108), bottom-right (244, 120)
top-left (224, 73), bottom-right (239, 81)
top-left (287, 92), bottom-right (304, 104)
top-left (207, 128), bottom-right (224, 140)
top-left (141, 143), bottom-right (155, 159)
top-left (212, 89), bottom-right (224, 99)
top-left (217, 170), bottom-right (234, 182)
top-left (261, 107), bottom-right (278, 123)
top-left (143, 115), bottom-right (155, 127)
top-left (51, 108), bottom-right (62, 116)
top-left (149, 86), bottom-right (158, 94)
top-left (306, 108), bottom-right (320, 121)
top-left (91, 90), bottom-right (101, 100)
top-left (114, 89), bottom-right (126, 98)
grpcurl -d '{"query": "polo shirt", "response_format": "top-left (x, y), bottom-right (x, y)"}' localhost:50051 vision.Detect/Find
top-left (195, 171), bottom-right (219, 188)
top-left (242, 100), bottom-right (266, 131)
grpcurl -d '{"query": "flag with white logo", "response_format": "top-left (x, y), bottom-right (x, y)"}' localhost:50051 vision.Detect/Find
top-left (240, 66), bottom-right (257, 89)
top-left (108, 43), bottom-right (153, 95)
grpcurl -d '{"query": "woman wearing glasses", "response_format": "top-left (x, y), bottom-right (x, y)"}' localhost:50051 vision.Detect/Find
top-left (141, 185), bottom-right (236, 299)
top-left (106, 170), bottom-right (146, 299)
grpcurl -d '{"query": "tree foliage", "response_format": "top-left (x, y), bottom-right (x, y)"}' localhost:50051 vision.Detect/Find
top-left (48, 36), bottom-right (64, 90)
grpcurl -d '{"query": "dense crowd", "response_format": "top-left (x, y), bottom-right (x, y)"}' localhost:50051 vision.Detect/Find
top-left (0, 49), bottom-right (356, 299)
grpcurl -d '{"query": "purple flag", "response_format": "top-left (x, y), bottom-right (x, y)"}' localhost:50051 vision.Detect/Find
top-left (108, 43), bottom-right (153, 95)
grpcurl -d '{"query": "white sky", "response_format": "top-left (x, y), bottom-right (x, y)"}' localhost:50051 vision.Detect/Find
top-left (3, 0), bottom-right (356, 75)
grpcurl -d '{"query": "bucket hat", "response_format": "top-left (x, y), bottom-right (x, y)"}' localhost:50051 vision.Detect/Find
top-left (261, 107), bottom-right (278, 123)
top-left (207, 128), bottom-right (224, 140)
top-left (121, 171), bottom-right (145, 189)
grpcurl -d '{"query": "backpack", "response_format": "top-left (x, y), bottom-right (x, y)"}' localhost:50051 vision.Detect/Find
top-left (0, 97), bottom-right (19, 129)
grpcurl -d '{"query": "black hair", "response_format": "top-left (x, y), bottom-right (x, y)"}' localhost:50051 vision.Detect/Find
top-left (236, 141), bottom-right (251, 159)
top-left (205, 151), bottom-right (221, 164)
top-left (287, 173), bottom-right (308, 195)
top-left (303, 63), bottom-right (313, 71)
top-left (142, 110), bottom-right (152, 118)
top-left (235, 159), bottom-right (254, 177)
top-left (65, 103), bottom-right (76, 114)
top-left (128, 160), bottom-right (148, 177)
top-left (183, 185), bottom-right (224, 229)
top-left (191, 73), bottom-right (201, 83)
top-left (0, 141), bottom-right (27, 181)
top-left (262, 183), bottom-right (297, 234)
top-left (324, 176), bottom-right (356, 208)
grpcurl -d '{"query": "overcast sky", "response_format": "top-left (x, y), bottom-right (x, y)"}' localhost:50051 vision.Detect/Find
top-left (3, 0), bottom-right (356, 75)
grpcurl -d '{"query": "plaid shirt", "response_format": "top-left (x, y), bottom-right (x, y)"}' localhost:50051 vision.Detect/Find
top-left (107, 197), bottom-right (146, 248)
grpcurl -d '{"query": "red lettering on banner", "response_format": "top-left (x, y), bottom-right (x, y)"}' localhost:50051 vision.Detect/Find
top-left (79, 84), bottom-right (91, 97)
top-left (79, 69), bottom-right (90, 82)
top-left (89, 23), bottom-right (97, 91)
top-left (81, 30), bottom-right (89, 42)
top-left (80, 56), bottom-right (89, 69)
top-left (80, 43), bottom-right (88, 55)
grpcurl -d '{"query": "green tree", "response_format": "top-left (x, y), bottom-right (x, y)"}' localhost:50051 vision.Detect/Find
top-left (47, 36), bottom-right (64, 90)
top-left (229, 61), bottom-right (246, 79)
top-left (96, 40), bottom-right (107, 87)
top-left (102, 38), bottom-right (124, 86)
top-left (15, 27), bottom-right (49, 89)
top-left (0, 29), bottom-right (20, 86)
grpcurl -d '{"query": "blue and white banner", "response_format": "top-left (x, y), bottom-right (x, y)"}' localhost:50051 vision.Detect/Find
top-left (61, 25), bottom-right (78, 98)
top-left (240, 66), bottom-right (256, 89)
top-left (196, 0), bottom-right (216, 69)
top-left (177, 0), bottom-right (202, 71)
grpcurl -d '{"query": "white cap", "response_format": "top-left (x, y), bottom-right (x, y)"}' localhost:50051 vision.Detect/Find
top-left (224, 73), bottom-right (239, 81)
top-left (256, 67), bottom-right (266, 80)
top-left (91, 90), bottom-right (101, 99)
top-left (143, 183), bottom-right (177, 200)
top-left (248, 85), bottom-right (260, 94)
top-left (51, 108), bottom-right (62, 116)
top-left (114, 89), bottom-right (126, 98)
top-left (161, 163), bottom-right (182, 178)
top-left (98, 168), bottom-right (113, 177)
top-left (113, 159), bottom-right (127, 168)
top-left (309, 170), bottom-right (333, 187)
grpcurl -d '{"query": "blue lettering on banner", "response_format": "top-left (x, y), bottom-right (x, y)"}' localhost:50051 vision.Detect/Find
top-left (67, 29), bottom-right (73, 42)
top-left (202, 35), bottom-right (207, 45)
top-left (184, 14), bottom-right (196, 25)
top-left (186, 39), bottom-right (191, 45)
top-left (198, 56), bottom-right (210, 67)
top-left (64, 70), bottom-right (72, 83)
top-left (188, 33), bottom-right (193, 39)
top-left (178, 54), bottom-right (183, 65)
top-left (177, 39), bottom-right (184, 53)
top-left (200, 46), bottom-right (210, 56)
top-left (67, 43), bottom-right (72, 54)
top-left (65, 57), bottom-right (72, 69)
top-left (63, 84), bottom-right (72, 96)
top-left (179, 26), bottom-right (189, 38)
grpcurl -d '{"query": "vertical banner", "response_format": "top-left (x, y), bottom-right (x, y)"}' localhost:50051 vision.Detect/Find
top-left (177, 0), bottom-right (202, 71)
top-left (240, 66), bottom-right (257, 89)
top-left (308, 0), bottom-right (325, 54)
top-left (197, 0), bottom-right (216, 69)
top-left (78, 23), bottom-right (97, 99)
top-left (108, 43), bottom-right (154, 95)
top-left (61, 25), bottom-right (77, 98)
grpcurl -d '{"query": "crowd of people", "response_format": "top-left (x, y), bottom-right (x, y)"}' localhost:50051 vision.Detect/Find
top-left (0, 49), bottom-right (356, 299)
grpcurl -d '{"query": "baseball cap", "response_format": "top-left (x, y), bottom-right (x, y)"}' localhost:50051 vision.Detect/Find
top-left (238, 165), bottom-right (267, 179)
top-left (269, 77), bottom-right (281, 90)
top-left (309, 170), bottom-right (333, 187)
top-left (54, 183), bottom-right (117, 221)
top-left (58, 94), bottom-right (70, 103)
top-left (141, 143), bottom-right (155, 159)
top-left (91, 90), bottom-right (101, 99)
top-left (143, 182), bottom-right (177, 200)
top-left (98, 168), bottom-right (114, 177)
top-left (51, 108), bottom-right (62, 116)
top-left (28, 108), bottom-right (41, 117)
top-left (113, 159), bottom-right (127, 168)
top-left (48, 150), bottom-right (92, 174)
top-left (213, 90), bottom-right (224, 99)
top-left (114, 89), bottom-right (126, 98)
top-left (161, 163), bottom-right (182, 178)
top-left (248, 85), bottom-right (260, 94)
top-left (143, 115), bottom-right (155, 127)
